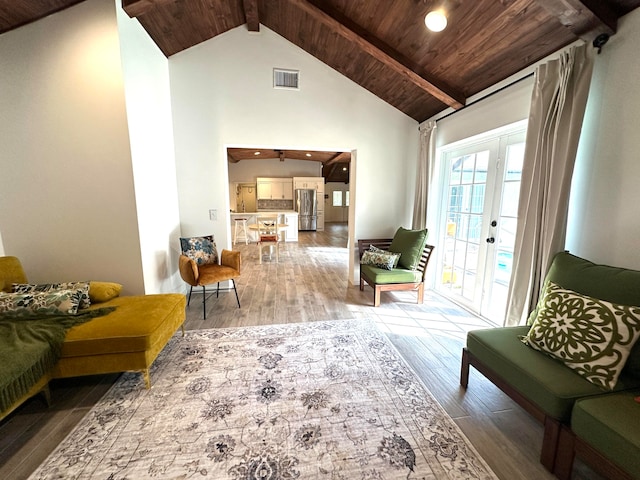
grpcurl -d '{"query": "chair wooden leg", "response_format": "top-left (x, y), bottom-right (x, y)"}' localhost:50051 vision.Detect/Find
top-left (202, 286), bottom-right (206, 319)
top-left (460, 348), bottom-right (470, 388)
top-left (553, 426), bottom-right (576, 480)
top-left (187, 286), bottom-right (193, 306)
top-left (232, 279), bottom-right (240, 308)
top-left (417, 283), bottom-right (425, 304)
top-left (374, 286), bottom-right (381, 307)
top-left (541, 417), bottom-right (562, 471)
top-left (359, 275), bottom-right (364, 291)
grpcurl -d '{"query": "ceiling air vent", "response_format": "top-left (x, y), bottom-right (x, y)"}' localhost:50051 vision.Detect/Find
top-left (273, 68), bottom-right (300, 90)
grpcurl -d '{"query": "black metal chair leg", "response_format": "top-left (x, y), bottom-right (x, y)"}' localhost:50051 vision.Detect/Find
top-left (232, 279), bottom-right (241, 308)
top-left (202, 285), bottom-right (206, 319)
top-left (216, 282), bottom-right (220, 298)
top-left (187, 286), bottom-right (193, 306)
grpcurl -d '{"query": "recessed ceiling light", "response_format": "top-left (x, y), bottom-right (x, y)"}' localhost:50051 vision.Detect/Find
top-left (425, 9), bottom-right (447, 32)
top-left (306, 153), bottom-right (312, 157)
top-left (254, 151), bottom-right (261, 155)
top-left (343, 167), bottom-right (347, 171)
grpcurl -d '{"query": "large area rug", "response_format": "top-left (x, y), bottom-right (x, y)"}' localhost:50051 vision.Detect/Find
top-left (29, 320), bottom-right (497, 479)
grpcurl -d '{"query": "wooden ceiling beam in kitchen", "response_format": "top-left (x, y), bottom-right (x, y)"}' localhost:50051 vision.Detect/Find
top-left (325, 152), bottom-right (350, 166)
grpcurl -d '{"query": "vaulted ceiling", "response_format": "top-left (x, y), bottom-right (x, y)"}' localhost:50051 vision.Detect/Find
top-left (2, 1), bottom-right (639, 123)
top-left (2, 0), bottom-right (639, 183)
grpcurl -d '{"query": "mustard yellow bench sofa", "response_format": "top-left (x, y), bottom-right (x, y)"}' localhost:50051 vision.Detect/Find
top-left (0, 256), bottom-right (186, 420)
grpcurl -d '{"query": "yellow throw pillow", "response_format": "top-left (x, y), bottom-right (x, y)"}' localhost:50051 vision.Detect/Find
top-left (89, 281), bottom-right (123, 303)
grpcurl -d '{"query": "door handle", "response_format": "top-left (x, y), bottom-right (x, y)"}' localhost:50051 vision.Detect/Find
top-left (486, 237), bottom-right (495, 244)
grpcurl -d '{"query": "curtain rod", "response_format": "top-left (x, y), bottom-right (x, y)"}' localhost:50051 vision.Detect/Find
top-left (434, 71), bottom-right (535, 124)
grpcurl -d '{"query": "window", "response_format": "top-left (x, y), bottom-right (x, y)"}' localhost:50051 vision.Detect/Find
top-left (332, 191), bottom-right (343, 207)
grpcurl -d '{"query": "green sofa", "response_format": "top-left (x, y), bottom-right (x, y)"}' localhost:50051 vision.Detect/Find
top-left (0, 256), bottom-right (186, 421)
top-left (460, 252), bottom-right (640, 478)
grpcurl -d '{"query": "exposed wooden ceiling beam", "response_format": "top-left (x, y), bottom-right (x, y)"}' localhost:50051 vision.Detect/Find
top-left (122, 0), bottom-right (153, 18)
top-left (325, 152), bottom-right (350, 166)
top-left (243, 0), bottom-right (260, 32)
top-left (122, 0), bottom-right (176, 18)
top-left (535, 0), bottom-right (617, 39)
top-left (289, 0), bottom-right (465, 110)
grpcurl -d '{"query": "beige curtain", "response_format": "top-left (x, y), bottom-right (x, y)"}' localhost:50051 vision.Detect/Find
top-left (504, 43), bottom-right (594, 326)
top-left (412, 121), bottom-right (437, 230)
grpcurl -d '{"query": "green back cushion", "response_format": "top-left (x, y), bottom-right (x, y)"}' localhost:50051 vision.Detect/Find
top-left (530, 252), bottom-right (640, 379)
top-left (388, 227), bottom-right (428, 270)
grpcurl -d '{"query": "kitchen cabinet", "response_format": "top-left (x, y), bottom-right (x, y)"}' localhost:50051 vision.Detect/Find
top-left (293, 177), bottom-right (324, 193)
top-left (257, 177), bottom-right (293, 200)
top-left (317, 211), bottom-right (325, 232)
top-left (283, 213), bottom-right (299, 241)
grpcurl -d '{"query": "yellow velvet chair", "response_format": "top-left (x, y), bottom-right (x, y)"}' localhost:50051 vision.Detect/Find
top-left (178, 235), bottom-right (241, 319)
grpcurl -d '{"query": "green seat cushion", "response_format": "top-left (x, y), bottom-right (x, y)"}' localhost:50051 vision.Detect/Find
top-left (466, 327), bottom-right (640, 421)
top-left (572, 391), bottom-right (640, 477)
top-left (360, 264), bottom-right (422, 284)
top-left (388, 227), bottom-right (428, 270)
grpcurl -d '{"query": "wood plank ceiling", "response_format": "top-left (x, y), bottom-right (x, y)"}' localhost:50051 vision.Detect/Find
top-left (2, 0), bottom-right (639, 182)
top-left (228, 148), bottom-right (350, 184)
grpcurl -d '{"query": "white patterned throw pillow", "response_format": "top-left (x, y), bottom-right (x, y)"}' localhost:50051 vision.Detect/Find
top-left (360, 249), bottom-right (401, 271)
top-left (12, 281), bottom-right (91, 309)
top-left (522, 281), bottom-right (640, 390)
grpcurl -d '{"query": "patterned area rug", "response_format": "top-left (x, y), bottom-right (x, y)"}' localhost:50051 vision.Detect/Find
top-left (29, 320), bottom-right (497, 479)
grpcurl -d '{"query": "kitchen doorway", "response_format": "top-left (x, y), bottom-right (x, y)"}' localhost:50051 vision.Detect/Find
top-left (235, 183), bottom-right (256, 213)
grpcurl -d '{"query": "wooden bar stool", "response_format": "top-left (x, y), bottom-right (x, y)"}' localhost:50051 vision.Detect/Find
top-left (233, 218), bottom-right (249, 245)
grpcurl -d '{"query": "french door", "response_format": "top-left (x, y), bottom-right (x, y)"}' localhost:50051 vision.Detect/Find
top-left (437, 129), bottom-right (525, 324)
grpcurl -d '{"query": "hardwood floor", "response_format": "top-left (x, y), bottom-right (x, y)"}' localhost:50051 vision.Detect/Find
top-left (0, 223), bottom-right (602, 479)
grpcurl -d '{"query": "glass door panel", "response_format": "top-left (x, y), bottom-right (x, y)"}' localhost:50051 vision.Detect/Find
top-left (438, 128), bottom-right (525, 325)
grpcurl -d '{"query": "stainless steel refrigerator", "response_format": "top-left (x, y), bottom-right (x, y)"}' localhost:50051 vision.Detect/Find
top-left (295, 189), bottom-right (317, 231)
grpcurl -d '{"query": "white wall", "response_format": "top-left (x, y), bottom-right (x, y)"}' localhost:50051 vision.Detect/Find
top-left (169, 26), bottom-right (418, 260)
top-left (566, 8), bottom-right (640, 270)
top-left (0, 0), bottom-right (145, 293)
top-left (116, 5), bottom-right (183, 293)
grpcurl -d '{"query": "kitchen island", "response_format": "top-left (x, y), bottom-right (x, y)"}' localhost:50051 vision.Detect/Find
top-left (230, 211), bottom-right (298, 243)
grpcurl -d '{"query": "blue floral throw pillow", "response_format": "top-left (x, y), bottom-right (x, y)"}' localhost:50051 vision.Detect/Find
top-left (180, 235), bottom-right (218, 265)
top-left (521, 281), bottom-right (640, 390)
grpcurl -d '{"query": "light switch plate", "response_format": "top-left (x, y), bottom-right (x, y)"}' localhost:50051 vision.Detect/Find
top-left (209, 209), bottom-right (217, 221)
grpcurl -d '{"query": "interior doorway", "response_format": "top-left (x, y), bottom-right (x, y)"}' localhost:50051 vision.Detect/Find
top-left (235, 184), bottom-right (256, 213)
